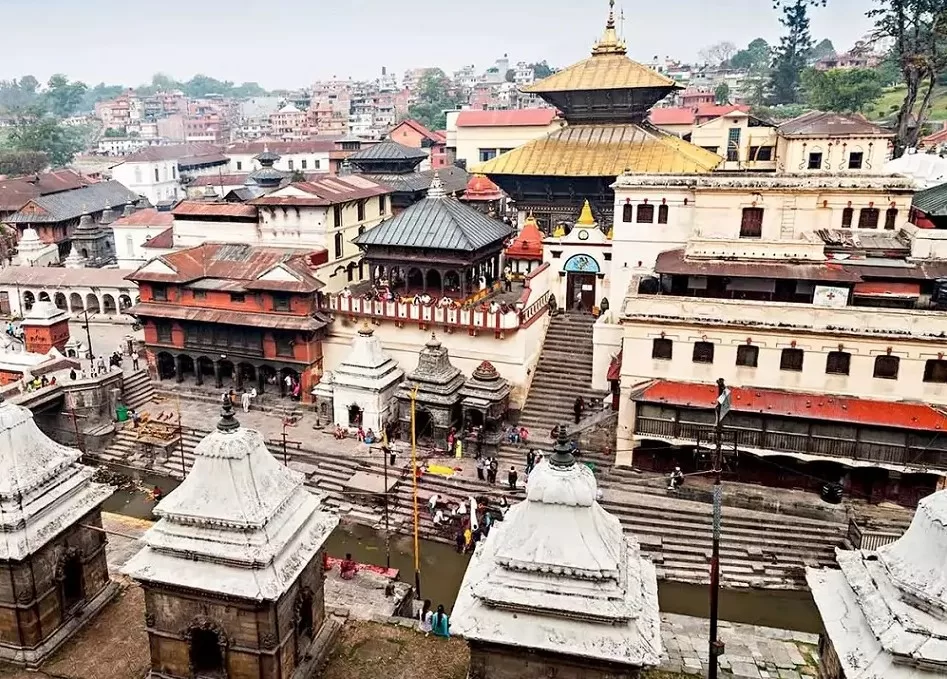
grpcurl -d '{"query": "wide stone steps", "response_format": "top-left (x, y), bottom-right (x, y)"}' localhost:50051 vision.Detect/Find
top-left (122, 370), bottom-right (156, 411)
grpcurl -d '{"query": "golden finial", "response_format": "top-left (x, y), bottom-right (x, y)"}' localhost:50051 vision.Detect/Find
top-left (592, 0), bottom-right (627, 55)
top-left (576, 199), bottom-right (597, 227)
top-left (606, 225), bottom-right (614, 240)
top-left (552, 223), bottom-right (566, 238)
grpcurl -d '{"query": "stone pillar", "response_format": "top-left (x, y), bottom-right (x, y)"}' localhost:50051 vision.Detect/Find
top-left (174, 355), bottom-right (185, 383)
top-left (195, 363), bottom-right (203, 386)
top-left (258, 370), bottom-right (265, 394)
top-left (235, 368), bottom-right (243, 391)
top-left (440, 268), bottom-right (446, 297)
top-left (213, 360), bottom-right (223, 389)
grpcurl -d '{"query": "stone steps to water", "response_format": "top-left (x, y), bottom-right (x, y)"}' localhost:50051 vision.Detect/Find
top-left (122, 370), bottom-right (155, 411)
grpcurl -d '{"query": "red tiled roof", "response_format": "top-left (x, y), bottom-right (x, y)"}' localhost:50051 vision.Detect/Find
top-left (130, 302), bottom-right (327, 332)
top-left (463, 174), bottom-right (503, 201)
top-left (0, 170), bottom-right (88, 212)
top-left (188, 174), bottom-right (249, 187)
top-left (171, 202), bottom-right (257, 219)
top-left (225, 140), bottom-right (339, 155)
top-left (119, 143), bottom-right (222, 163)
top-left (922, 127), bottom-right (947, 146)
top-left (647, 108), bottom-right (696, 126)
top-left (505, 216), bottom-right (544, 261)
top-left (635, 380), bottom-right (947, 432)
top-left (111, 208), bottom-right (175, 228)
top-left (142, 227), bottom-right (174, 249)
top-left (250, 176), bottom-right (390, 207)
top-left (393, 119), bottom-right (446, 144)
top-left (128, 242), bottom-right (323, 293)
top-left (695, 103), bottom-right (750, 119)
top-left (455, 109), bottom-right (558, 127)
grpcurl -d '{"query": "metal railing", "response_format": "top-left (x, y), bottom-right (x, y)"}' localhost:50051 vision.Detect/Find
top-left (847, 518), bottom-right (903, 550)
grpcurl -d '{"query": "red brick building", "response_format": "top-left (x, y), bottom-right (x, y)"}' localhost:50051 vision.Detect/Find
top-left (389, 119), bottom-right (449, 168)
top-left (127, 243), bottom-right (329, 401)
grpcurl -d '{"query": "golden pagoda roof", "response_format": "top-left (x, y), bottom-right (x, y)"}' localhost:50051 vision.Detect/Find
top-left (524, 1), bottom-right (677, 94)
top-left (472, 123), bottom-right (722, 177)
top-left (576, 200), bottom-right (597, 227)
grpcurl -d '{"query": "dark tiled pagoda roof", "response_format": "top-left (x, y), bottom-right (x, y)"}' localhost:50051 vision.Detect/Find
top-left (350, 141), bottom-right (427, 163)
top-left (361, 166), bottom-right (470, 195)
top-left (354, 174), bottom-right (512, 252)
top-left (396, 334), bottom-right (465, 407)
top-left (7, 181), bottom-right (139, 224)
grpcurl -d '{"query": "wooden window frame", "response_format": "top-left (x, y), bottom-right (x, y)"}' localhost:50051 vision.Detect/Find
top-left (825, 351), bottom-right (851, 376)
top-left (735, 345), bottom-right (759, 368)
top-left (780, 348), bottom-right (804, 372)
top-left (692, 341), bottom-right (715, 364)
top-left (652, 338), bottom-right (673, 360)
top-left (873, 355), bottom-right (900, 380)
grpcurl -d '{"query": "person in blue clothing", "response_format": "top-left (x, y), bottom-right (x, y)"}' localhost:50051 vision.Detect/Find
top-left (431, 604), bottom-right (450, 638)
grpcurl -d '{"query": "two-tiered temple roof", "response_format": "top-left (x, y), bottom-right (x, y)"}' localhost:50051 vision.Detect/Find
top-left (452, 429), bottom-right (662, 667)
top-left (0, 398), bottom-right (113, 561)
top-left (123, 403), bottom-right (338, 600)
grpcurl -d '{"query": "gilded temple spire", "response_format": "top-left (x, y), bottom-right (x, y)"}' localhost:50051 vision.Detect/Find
top-left (592, 0), bottom-right (627, 56)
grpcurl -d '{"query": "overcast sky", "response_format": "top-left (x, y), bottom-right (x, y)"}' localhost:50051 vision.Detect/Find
top-left (2, 0), bottom-right (874, 89)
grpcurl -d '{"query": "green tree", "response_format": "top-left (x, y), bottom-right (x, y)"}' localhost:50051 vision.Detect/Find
top-left (231, 82), bottom-right (267, 98)
top-left (290, 169), bottom-right (306, 182)
top-left (0, 150), bottom-right (48, 175)
top-left (731, 38), bottom-right (772, 72)
top-left (714, 83), bottom-right (731, 104)
top-left (82, 83), bottom-right (126, 111)
top-left (769, 1), bottom-right (817, 104)
top-left (7, 112), bottom-right (83, 166)
top-left (801, 67), bottom-right (884, 111)
top-left (18, 75), bottom-right (39, 95)
top-left (103, 127), bottom-right (126, 137)
top-left (810, 38), bottom-right (837, 61)
top-left (44, 74), bottom-right (88, 116)
top-left (505, 69), bottom-right (516, 83)
top-left (408, 69), bottom-right (463, 130)
top-left (529, 61), bottom-right (554, 79)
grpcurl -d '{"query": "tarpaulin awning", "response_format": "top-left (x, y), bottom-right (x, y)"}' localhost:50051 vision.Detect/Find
top-left (852, 282), bottom-right (921, 299)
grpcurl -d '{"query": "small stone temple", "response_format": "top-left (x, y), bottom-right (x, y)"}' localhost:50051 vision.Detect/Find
top-left (123, 402), bottom-right (339, 679)
top-left (20, 301), bottom-right (71, 355)
top-left (0, 396), bottom-right (115, 667)
top-left (69, 210), bottom-right (116, 268)
top-left (452, 427), bottom-right (662, 679)
top-left (13, 227), bottom-right (59, 267)
top-left (459, 361), bottom-right (511, 453)
top-left (331, 324), bottom-right (404, 431)
top-left (395, 334), bottom-right (465, 444)
top-left (807, 489), bottom-right (947, 678)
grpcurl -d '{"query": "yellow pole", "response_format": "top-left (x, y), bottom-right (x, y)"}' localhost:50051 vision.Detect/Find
top-left (410, 384), bottom-right (421, 598)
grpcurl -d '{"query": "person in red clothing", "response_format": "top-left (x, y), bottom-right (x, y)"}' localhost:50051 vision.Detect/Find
top-left (339, 553), bottom-right (358, 580)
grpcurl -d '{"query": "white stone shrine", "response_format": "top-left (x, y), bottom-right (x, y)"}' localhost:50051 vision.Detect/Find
top-left (452, 427), bottom-right (662, 678)
top-left (808, 490), bottom-right (947, 678)
top-left (331, 323), bottom-right (404, 431)
top-left (13, 227), bottom-right (59, 267)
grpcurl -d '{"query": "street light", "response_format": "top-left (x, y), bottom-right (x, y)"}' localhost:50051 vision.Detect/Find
top-left (708, 377), bottom-right (730, 679)
top-left (80, 308), bottom-right (94, 360)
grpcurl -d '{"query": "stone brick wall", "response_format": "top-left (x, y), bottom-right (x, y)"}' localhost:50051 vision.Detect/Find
top-left (468, 642), bottom-right (642, 679)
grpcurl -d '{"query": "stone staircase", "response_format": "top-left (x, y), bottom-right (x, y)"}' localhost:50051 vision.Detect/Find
top-left (121, 370), bottom-right (155, 410)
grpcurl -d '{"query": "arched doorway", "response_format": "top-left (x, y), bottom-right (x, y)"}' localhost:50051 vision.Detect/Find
top-left (259, 364), bottom-right (277, 393)
top-left (465, 408), bottom-right (484, 431)
top-left (177, 354), bottom-right (195, 381)
top-left (119, 294), bottom-right (133, 311)
top-left (156, 352), bottom-right (176, 380)
top-left (347, 404), bottom-right (363, 426)
top-left (58, 551), bottom-right (84, 611)
top-left (563, 254), bottom-right (601, 311)
top-left (414, 408), bottom-right (434, 442)
top-left (444, 270), bottom-right (460, 293)
top-left (54, 292), bottom-right (67, 310)
top-left (69, 292), bottom-right (84, 312)
top-left (22, 291), bottom-right (35, 311)
top-left (280, 367), bottom-right (300, 399)
top-left (425, 269), bottom-right (442, 292)
top-left (407, 267), bottom-right (423, 290)
top-left (294, 589), bottom-right (314, 659)
top-left (102, 294), bottom-right (117, 315)
top-left (188, 625), bottom-right (225, 676)
top-left (38, 291), bottom-right (50, 302)
top-left (85, 294), bottom-right (101, 314)
top-left (218, 360), bottom-right (235, 387)
top-left (237, 363), bottom-right (257, 390)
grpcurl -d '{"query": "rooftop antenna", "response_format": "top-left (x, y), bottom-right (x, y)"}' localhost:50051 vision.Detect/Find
top-left (619, 5), bottom-right (626, 42)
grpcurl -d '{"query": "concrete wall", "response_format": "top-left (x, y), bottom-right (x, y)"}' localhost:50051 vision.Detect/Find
top-left (111, 160), bottom-right (181, 204)
top-left (468, 642), bottom-right (641, 679)
top-left (227, 152), bottom-right (330, 174)
top-left (777, 135), bottom-right (891, 175)
top-left (691, 114), bottom-right (777, 171)
top-left (454, 122), bottom-right (561, 166)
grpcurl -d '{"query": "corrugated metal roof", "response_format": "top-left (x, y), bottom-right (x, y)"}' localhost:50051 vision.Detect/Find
top-left (171, 202), bottom-right (257, 218)
top-left (852, 282), bottom-right (920, 298)
top-left (130, 302), bottom-right (327, 331)
top-left (0, 170), bottom-right (87, 212)
top-left (634, 380), bottom-right (947, 432)
top-left (777, 111), bottom-right (892, 138)
top-left (111, 208), bottom-right (175, 228)
top-left (361, 166), bottom-right (470, 194)
top-left (912, 182), bottom-right (947, 216)
top-left (0, 265), bottom-right (135, 288)
top-left (250, 176), bottom-right (390, 207)
top-left (349, 141), bottom-right (427, 162)
top-left (524, 53), bottom-right (677, 94)
top-left (354, 194), bottom-right (512, 251)
top-left (654, 249), bottom-right (862, 282)
top-left (6, 181), bottom-right (139, 223)
top-left (473, 123), bottom-right (721, 177)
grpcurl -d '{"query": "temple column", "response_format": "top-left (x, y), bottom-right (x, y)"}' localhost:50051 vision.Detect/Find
top-left (174, 355), bottom-right (185, 383)
top-left (440, 268), bottom-right (446, 297)
top-left (195, 363), bottom-right (203, 386)
top-left (213, 360), bottom-right (223, 389)
top-left (235, 368), bottom-right (244, 391)
top-left (258, 369), bottom-right (265, 394)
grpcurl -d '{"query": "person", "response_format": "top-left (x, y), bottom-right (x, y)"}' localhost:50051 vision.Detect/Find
top-left (508, 466), bottom-right (518, 490)
top-left (455, 531), bottom-right (465, 553)
top-left (69, 368), bottom-right (77, 381)
top-left (284, 373), bottom-right (293, 395)
top-left (292, 381), bottom-right (301, 401)
top-left (241, 390), bottom-right (251, 413)
top-left (433, 508), bottom-right (446, 526)
top-left (418, 600), bottom-right (433, 635)
top-left (476, 457), bottom-right (485, 482)
top-left (525, 449), bottom-right (536, 475)
top-left (432, 605), bottom-right (450, 637)
top-left (131, 350), bottom-right (140, 371)
top-left (452, 502), bottom-right (467, 518)
top-left (96, 355), bottom-right (106, 374)
top-left (339, 553), bottom-right (358, 580)
top-left (499, 496), bottom-right (509, 516)
top-left (668, 467), bottom-right (684, 491)
top-left (475, 427), bottom-right (484, 458)
top-left (446, 428), bottom-right (456, 455)
top-left (130, 409), bottom-right (140, 428)
top-left (428, 493), bottom-right (440, 513)
top-left (518, 426), bottom-right (529, 444)
top-left (471, 525), bottom-right (483, 547)
top-left (506, 426), bottom-right (520, 445)
top-left (151, 485), bottom-right (164, 503)
top-left (364, 428), bottom-right (376, 444)
top-left (463, 526), bottom-right (472, 552)
top-left (356, 426), bottom-right (365, 442)
top-left (334, 424), bottom-right (346, 439)
top-left (488, 458), bottom-right (498, 485)
top-left (574, 396), bottom-right (584, 424)
top-left (40, 375), bottom-right (49, 387)
top-left (455, 437), bottom-right (463, 459)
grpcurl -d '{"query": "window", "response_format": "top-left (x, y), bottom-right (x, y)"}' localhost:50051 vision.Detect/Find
top-left (193, 289), bottom-right (207, 301)
top-left (652, 338), bottom-right (673, 360)
top-left (152, 285), bottom-right (168, 302)
top-left (134, 166), bottom-right (142, 183)
top-left (378, 195), bottom-right (386, 214)
top-left (636, 204), bottom-right (655, 223)
top-left (172, 166), bottom-right (177, 179)
top-left (808, 152), bottom-right (823, 170)
top-left (272, 293), bottom-right (291, 311)
top-left (740, 207), bottom-right (764, 238)
top-left (333, 206), bottom-right (342, 228)
top-left (658, 204), bottom-right (669, 224)
top-left (750, 146), bottom-right (773, 161)
top-left (357, 200), bottom-right (366, 221)
top-left (692, 341), bottom-right (715, 364)
top-left (288, 159), bottom-right (294, 170)
top-left (726, 128), bottom-right (741, 162)
top-left (736, 345), bottom-right (759, 367)
top-left (230, 293), bottom-right (246, 303)
top-left (873, 355), bottom-right (900, 380)
top-left (301, 159), bottom-right (307, 169)
top-left (825, 351), bottom-right (851, 376)
top-left (885, 208), bottom-right (898, 230)
top-left (841, 207), bottom-right (854, 228)
top-left (275, 333), bottom-right (294, 356)
top-left (346, 264), bottom-right (355, 282)
top-left (156, 322), bottom-right (172, 343)
top-left (236, 161), bottom-right (243, 171)
top-left (923, 359), bottom-right (947, 383)
top-left (125, 235), bottom-right (134, 256)
top-left (479, 149), bottom-right (497, 162)
top-left (780, 348), bottom-right (804, 372)
top-left (314, 159), bottom-right (321, 169)
top-left (622, 204), bottom-right (633, 222)
top-left (154, 167), bottom-right (160, 181)
top-left (848, 151), bottom-right (864, 169)
top-left (499, 148), bottom-right (513, 155)
top-left (858, 208), bottom-right (880, 229)
top-left (334, 232), bottom-right (343, 259)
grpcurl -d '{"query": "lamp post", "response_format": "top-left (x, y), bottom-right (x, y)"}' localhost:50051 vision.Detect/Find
top-left (81, 308), bottom-right (94, 360)
top-left (708, 377), bottom-right (730, 679)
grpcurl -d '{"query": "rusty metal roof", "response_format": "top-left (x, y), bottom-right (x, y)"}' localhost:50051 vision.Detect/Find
top-left (250, 176), bottom-right (390, 207)
top-left (473, 124), bottom-right (720, 177)
top-left (130, 302), bottom-right (328, 332)
top-left (654, 249), bottom-right (862, 282)
top-left (171, 202), bottom-right (257, 219)
top-left (635, 380), bottom-right (947, 432)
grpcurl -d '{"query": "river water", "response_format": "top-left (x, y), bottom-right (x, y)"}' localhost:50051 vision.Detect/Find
top-left (101, 474), bottom-right (821, 633)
